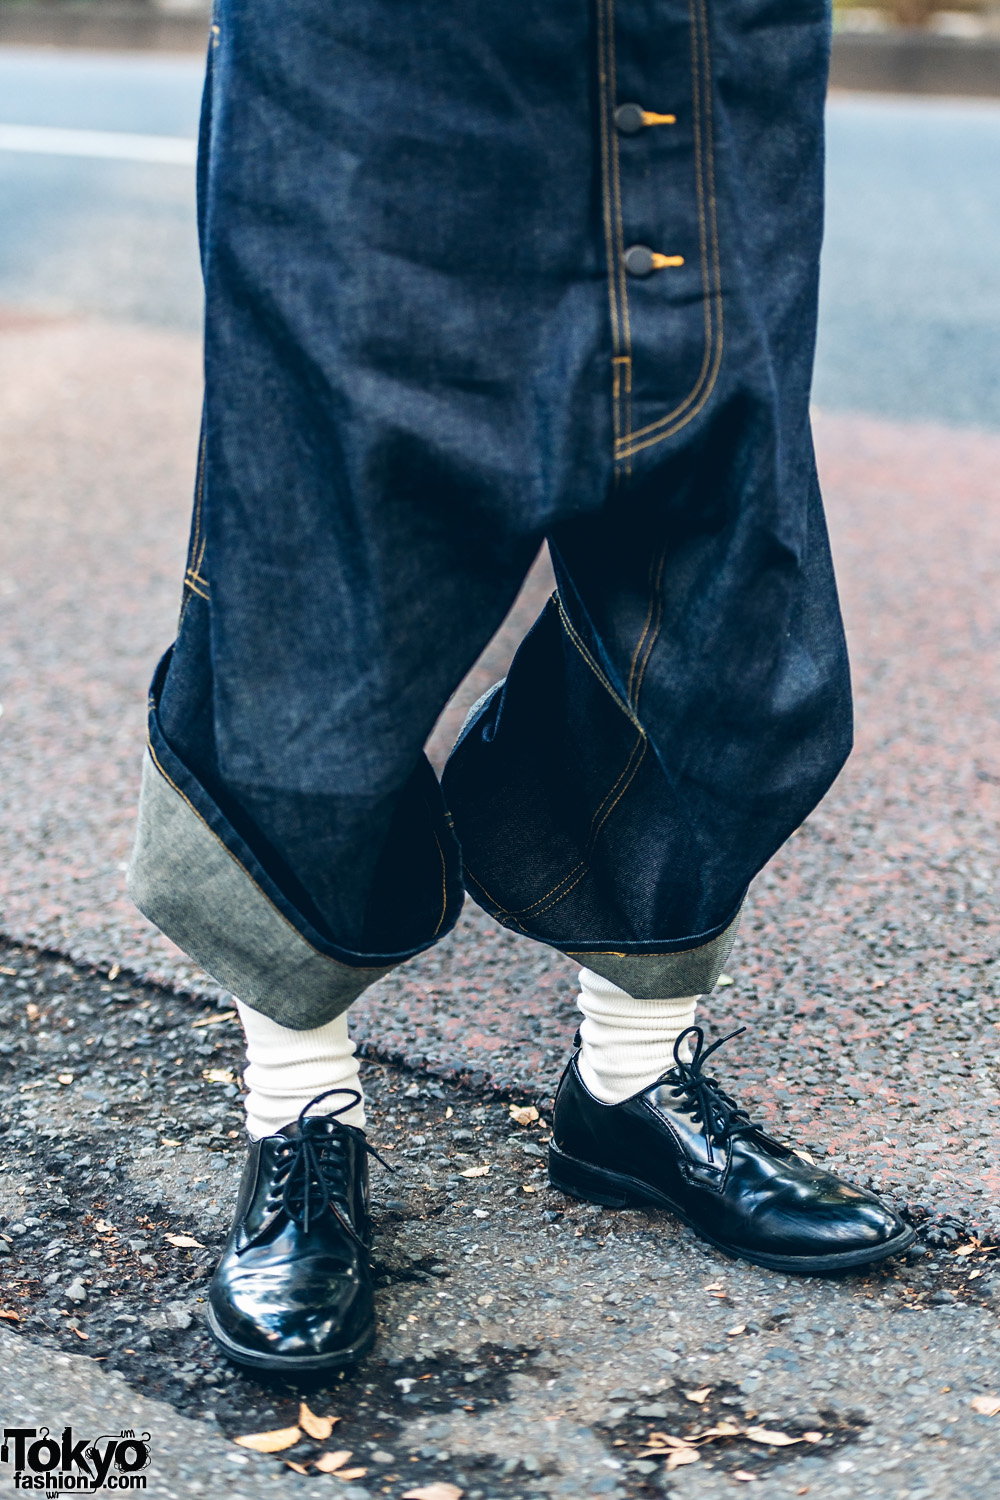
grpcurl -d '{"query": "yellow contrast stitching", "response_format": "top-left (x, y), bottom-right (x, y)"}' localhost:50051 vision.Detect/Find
top-left (145, 743), bottom-right (389, 972)
top-left (512, 728), bottom-right (646, 920)
top-left (555, 593), bottom-right (645, 733)
top-left (462, 732), bottom-right (647, 926)
top-left (596, 0), bottom-right (620, 358)
top-left (631, 545), bottom-right (668, 711)
top-left (431, 828), bottom-right (449, 938)
top-left (566, 912), bottom-right (741, 961)
top-left (461, 596), bottom-right (651, 924)
top-left (513, 737), bottom-right (648, 923)
top-left (616, 0), bottom-right (723, 458)
top-left (627, 552), bottom-right (658, 703)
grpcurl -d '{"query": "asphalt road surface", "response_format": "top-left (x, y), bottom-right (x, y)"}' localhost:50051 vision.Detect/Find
top-left (2, 42), bottom-right (1000, 1500)
top-left (1, 48), bottom-right (1000, 426)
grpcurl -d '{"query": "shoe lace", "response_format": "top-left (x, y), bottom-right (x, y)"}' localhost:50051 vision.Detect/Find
top-left (264, 1087), bottom-right (395, 1238)
top-left (664, 1025), bottom-right (759, 1167)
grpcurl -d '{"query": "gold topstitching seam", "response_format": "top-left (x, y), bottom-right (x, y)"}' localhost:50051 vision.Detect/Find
top-left (617, 0), bottom-right (723, 457)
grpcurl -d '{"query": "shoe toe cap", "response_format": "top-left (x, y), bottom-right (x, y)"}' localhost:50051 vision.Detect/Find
top-left (762, 1177), bottom-right (907, 1257)
top-left (210, 1256), bottom-right (371, 1360)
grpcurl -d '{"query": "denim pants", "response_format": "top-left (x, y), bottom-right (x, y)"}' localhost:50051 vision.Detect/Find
top-left (129, 0), bottom-right (852, 1029)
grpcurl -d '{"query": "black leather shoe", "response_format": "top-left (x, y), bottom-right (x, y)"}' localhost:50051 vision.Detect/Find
top-left (550, 1026), bottom-right (914, 1274)
top-left (208, 1089), bottom-right (383, 1372)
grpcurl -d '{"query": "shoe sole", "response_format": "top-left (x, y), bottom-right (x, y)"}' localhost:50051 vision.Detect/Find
top-left (206, 1305), bottom-right (376, 1374)
top-left (548, 1142), bottom-right (916, 1274)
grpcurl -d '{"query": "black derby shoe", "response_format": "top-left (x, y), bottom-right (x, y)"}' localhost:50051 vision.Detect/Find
top-left (549, 1026), bottom-right (914, 1274)
top-left (208, 1089), bottom-right (380, 1373)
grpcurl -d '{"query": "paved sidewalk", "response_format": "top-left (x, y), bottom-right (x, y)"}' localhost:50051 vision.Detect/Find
top-left (1, 318), bottom-right (998, 1233)
top-left (1, 317), bottom-right (1000, 1500)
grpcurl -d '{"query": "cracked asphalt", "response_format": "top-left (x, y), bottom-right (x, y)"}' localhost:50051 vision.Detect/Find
top-left (2, 943), bottom-right (1000, 1500)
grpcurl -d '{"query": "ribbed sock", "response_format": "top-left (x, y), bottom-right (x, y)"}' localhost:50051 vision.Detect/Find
top-left (236, 1001), bottom-right (366, 1139)
top-left (576, 966), bottom-right (698, 1104)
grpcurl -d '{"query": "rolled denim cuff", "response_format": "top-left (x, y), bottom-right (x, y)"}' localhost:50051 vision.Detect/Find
top-left (128, 749), bottom-right (395, 1028)
top-left (562, 906), bottom-right (741, 999)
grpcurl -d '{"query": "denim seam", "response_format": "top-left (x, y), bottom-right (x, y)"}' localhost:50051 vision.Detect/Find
top-left (597, 0), bottom-right (627, 475)
top-left (431, 827), bottom-right (449, 937)
top-left (556, 593), bottom-right (645, 734)
top-left (145, 741), bottom-right (389, 972)
top-left (463, 593), bottom-right (650, 925)
top-left (630, 545), bottom-right (668, 711)
top-left (463, 731), bottom-right (647, 929)
top-left (615, 0), bottom-right (723, 459)
top-left (180, 420), bottom-right (209, 620)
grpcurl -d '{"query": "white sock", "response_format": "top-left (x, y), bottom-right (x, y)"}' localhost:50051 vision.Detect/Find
top-left (576, 967), bottom-right (699, 1104)
top-left (236, 1001), bottom-right (366, 1139)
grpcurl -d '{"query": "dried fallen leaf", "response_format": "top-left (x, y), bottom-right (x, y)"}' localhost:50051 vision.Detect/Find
top-left (72, 1327), bottom-right (89, 1340)
top-left (971, 1395), bottom-right (1000, 1417)
top-left (162, 1139), bottom-right (182, 1147)
top-left (745, 1427), bottom-right (802, 1447)
top-left (733, 1473), bottom-right (758, 1483)
top-left (684, 1387), bottom-right (712, 1404)
top-left (509, 1104), bottom-right (539, 1126)
top-left (192, 1010), bottom-right (238, 1029)
top-left (522, 1184), bottom-right (537, 1193)
top-left (285, 1462), bottom-right (310, 1475)
top-left (698, 1422), bottom-right (743, 1439)
top-left (202, 1067), bottom-right (236, 1085)
top-left (0, 1310), bottom-right (20, 1322)
top-left (802, 1431), bottom-right (824, 1443)
top-left (459, 1165), bottom-right (490, 1178)
top-left (57, 1073), bottom-right (74, 1086)
top-left (234, 1427), bottom-right (302, 1453)
top-left (107, 964), bottom-right (120, 980)
top-left (165, 1233), bottom-right (204, 1249)
top-left (333, 1470), bottom-right (368, 1481)
top-left (646, 1433), bottom-right (694, 1449)
top-left (93, 1219), bottom-right (115, 1234)
top-left (727, 1324), bottom-right (747, 1337)
top-left (299, 1402), bottom-right (337, 1441)
top-left (314, 1451), bottom-right (352, 1473)
top-left (665, 1447), bottom-right (701, 1471)
top-left (445, 1105), bottom-right (453, 1119)
top-left (25, 1002), bottom-right (39, 1020)
top-left (401, 1485), bottom-right (464, 1500)
top-left (955, 1244), bottom-right (979, 1257)
top-left (792, 1148), bottom-right (817, 1166)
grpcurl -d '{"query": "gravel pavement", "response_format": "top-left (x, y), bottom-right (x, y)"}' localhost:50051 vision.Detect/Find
top-left (2, 943), bottom-right (1000, 1500)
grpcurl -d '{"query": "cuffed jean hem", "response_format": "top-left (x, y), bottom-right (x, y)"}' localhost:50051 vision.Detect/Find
top-left (126, 656), bottom-right (465, 1028)
top-left (560, 905), bottom-right (742, 999)
top-left (128, 748), bottom-right (399, 1028)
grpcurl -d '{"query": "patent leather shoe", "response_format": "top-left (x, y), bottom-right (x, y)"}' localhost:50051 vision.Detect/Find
top-left (549, 1026), bottom-right (914, 1273)
top-left (208, 1088), bottom-right (383, 1372)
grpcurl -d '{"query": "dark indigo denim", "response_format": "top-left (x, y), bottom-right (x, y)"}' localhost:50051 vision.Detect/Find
top-left (156, 0), bottom-right (852, 970)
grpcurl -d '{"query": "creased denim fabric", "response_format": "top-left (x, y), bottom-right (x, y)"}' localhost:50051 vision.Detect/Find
top-left (139, 0), bottom-right (852, 1023)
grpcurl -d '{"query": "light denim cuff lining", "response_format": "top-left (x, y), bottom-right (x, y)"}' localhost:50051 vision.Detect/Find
top-left (563, 907), bottom-right (741, 998)
top-left (128, 749), bottom-right (393, 1029)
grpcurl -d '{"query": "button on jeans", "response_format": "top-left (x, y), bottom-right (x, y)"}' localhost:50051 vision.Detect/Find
top-left (128, 0), bottom-right (851, 1029)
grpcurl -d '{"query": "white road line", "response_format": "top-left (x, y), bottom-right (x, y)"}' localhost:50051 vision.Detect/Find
top-left (0, 123), bottom-right (196, 164)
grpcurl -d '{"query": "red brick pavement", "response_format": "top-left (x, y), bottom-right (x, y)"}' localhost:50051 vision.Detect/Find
top-left (1, 321), bottom-right (998, 1226)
